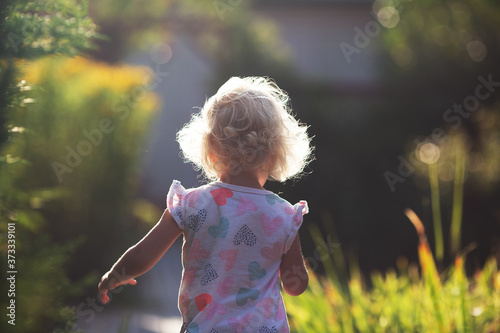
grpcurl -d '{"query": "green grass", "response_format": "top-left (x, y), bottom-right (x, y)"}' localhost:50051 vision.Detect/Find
top-left (285, 210), bottom-right (500, 332)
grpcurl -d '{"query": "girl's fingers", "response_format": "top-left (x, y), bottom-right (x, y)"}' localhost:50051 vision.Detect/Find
top-left (98, 275), bottom-right (111, 304)
top-left (99, 290), bottom-right (110, 304)
top-left (97, 275), bottom-right (137, 305)
top-left (115, 278), bottom-right (137, 288)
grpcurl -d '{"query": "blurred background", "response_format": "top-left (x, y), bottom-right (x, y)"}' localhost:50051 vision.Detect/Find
top-left (1, 0), bottom-right (499, 332)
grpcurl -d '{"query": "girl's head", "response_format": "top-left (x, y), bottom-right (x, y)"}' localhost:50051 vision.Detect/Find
top-left (177, 76), bottom-right (313, 182)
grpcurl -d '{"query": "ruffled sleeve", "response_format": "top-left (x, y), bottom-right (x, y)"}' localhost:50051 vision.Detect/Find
top-left (283, 200), bottom-right (309, 253)
top-left (166, 180), bottom-right (186, 229)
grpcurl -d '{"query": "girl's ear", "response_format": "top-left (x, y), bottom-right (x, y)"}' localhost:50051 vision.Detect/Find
top-left (209, 151), bottom-right (217, 163)
top-left (207, 135), bottom-right (217, 162)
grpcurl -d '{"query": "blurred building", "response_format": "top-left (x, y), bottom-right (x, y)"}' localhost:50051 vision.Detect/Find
top-left (256, 0), bottom-right (380, 86)
top-left (137, 0), bottom-right (380, 204)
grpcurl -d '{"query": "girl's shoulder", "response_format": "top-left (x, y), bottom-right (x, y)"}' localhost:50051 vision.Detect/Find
top-left (167, 179), bottom-right (308, 219)
top-left (168, 180), bottom-right (215, 199)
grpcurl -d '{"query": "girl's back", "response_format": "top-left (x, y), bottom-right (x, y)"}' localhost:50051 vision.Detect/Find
top-left (169, 180), bottom-right (307, 332)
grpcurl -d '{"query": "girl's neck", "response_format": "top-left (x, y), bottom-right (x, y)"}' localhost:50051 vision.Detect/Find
top-left (219, 171), bottom-right (267, 190)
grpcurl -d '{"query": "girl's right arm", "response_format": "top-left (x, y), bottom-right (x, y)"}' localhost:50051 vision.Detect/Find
top-left (279, 234), bottom-right (309, 296)
top-left (98, 209), bottom-right (182, 304)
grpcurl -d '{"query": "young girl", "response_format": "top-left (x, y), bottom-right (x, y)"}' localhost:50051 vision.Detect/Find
top-left (98, 76), bottom-right (313, 332)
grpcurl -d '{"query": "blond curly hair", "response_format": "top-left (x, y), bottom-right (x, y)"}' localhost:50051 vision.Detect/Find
top-left (177, 77), bottom-right (313, 182)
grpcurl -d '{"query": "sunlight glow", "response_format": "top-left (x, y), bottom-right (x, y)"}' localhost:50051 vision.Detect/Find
top-left (417, 142), bottom-right (441, 164)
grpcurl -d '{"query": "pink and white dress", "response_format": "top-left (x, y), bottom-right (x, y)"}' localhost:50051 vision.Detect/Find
top-left (167, 180), bottom-right (308, 333)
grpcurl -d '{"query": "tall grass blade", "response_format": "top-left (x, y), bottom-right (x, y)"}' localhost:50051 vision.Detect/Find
top-left (429, 162), bottom-right (444, 262)
top-left (454, 256), bottom-right (469, 333)
top-left (405, 208), bottom-right (444, 332)
top-left (450, 138), bottom-right (466, 255)
top-left (308, 222), bottom-right (341, 290)
top-left (321, 211), bottom-right (347, 276)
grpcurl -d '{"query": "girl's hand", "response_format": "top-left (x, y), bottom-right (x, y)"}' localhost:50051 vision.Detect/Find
top-left (98, 271), bottom-right (137, 304)
top-left (97, 209), bottom-right (181, 304)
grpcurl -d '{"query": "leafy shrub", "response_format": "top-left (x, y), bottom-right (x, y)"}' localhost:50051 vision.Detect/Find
top-left (0, 55), bottom-right (159, 332)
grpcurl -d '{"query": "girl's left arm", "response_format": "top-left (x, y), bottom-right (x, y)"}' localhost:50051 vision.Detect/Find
top-left (98, 209), bottom-right (182, 304)
top-left (279, 234), bottom-right (309, 296)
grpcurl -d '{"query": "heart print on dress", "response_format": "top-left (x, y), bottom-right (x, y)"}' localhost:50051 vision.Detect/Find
top-left (235, 195), bottom-right (258, 216)
top-left (233, 224), bottom-right (257, 246)
top-left (259, 213), bottom-right (283, 237)
top-left (248, 261), bottom-right (266, 281)
top-left (204, 300), bottom-right (226, 320)
top-left (208, 217), bottom-right (229, 239)
top-left (186, 209), bottom-right (207, 232)
top-left (228, 313), bottom-right (253, 332)
top-left (201, 264), bottom-right (218, 286)
top-left (265, 194), bottom-right (284, 205)
top-left (236, 287), bottom-right (259, 306)
top-left (187, 238), bottom-right (209, 261)
top-left (218, 249), bottom-right (237, 271)
top-left (194, 293), bottom-right (212, 311)
top-left (217, 276), bottom-right (234, 297)
top-left (210, 188), bottom-right (233, 206)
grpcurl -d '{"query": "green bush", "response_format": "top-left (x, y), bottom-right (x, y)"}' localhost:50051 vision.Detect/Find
top-left (0, 55), bottom-right (159, 332)
top-left (1, 9), bottom-right (158, 328)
